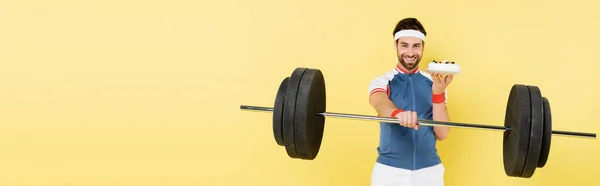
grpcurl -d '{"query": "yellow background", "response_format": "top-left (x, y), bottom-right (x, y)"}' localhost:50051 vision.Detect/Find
top-left (1, 0), bottom-right (599, 185)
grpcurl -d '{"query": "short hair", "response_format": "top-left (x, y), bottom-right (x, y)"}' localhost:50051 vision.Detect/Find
top-left (392, 17), bottom-right (427, 37)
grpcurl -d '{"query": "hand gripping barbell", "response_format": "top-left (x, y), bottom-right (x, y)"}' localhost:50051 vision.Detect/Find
top-left (239, 67), bottom-right (596, 178)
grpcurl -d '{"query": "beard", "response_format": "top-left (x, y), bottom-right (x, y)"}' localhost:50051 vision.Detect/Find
top-left (397, 53), bottom-right (421, 71)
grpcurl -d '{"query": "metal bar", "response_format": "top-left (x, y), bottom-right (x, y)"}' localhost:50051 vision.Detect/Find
top-left (240, 105), bottom-right (506, 131)
top-left (552, 130), bottom-right (596, 138)
top-left (240, 105), bottom-right (596, 139)
top-left (319, 111), bottom-right (508, 131)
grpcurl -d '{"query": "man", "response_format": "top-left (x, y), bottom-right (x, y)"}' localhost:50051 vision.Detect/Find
top-left (368, 17), bottom-right (454, 186)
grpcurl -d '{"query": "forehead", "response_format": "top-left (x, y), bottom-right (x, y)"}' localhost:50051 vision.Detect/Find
top-left (397, 37), bottom-right (423, 44)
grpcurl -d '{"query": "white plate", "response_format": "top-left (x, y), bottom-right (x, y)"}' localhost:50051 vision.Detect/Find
top-left (425, 69), bottom-right (461, 75)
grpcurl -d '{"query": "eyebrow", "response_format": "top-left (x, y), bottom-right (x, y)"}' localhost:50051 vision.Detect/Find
top-left (400, 42), bottom-right (421, 46)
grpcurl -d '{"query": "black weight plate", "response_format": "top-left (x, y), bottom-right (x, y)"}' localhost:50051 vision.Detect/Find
top-left (283, 67), bottom-right (307, 159)
top-left (294, 68), bottom-right (326, 160)
top-left (273, 77), bottom-right (289, 146)
top-left (503, 84), bottom-right (531, 177)
top-left (521, 85), bottom-right (543, 178)
top-left (537, 97), bottom-right (552, 168)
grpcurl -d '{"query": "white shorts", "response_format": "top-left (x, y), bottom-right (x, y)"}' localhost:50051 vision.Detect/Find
top-left (371, 162), bottom-right (445, 186)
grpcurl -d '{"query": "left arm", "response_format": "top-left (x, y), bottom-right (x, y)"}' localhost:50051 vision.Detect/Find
top-left (432, 100), bottom-right (450, 141)
top-left (431, 73), bottom-right (454, 141)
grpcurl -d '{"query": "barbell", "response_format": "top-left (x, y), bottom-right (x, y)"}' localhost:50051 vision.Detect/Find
top-left (239, 67), bottom-right (596, 178)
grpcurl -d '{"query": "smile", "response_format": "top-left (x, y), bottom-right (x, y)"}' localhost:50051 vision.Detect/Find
top-left (404, 56), bottom-right (418, 63)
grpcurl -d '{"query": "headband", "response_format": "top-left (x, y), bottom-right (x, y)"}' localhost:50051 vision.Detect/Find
top-left (394, 30), bottom-right (425, 41)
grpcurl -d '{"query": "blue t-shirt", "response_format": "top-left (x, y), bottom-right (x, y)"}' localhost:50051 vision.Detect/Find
top-left (368, 64), bottom-right (447, 170)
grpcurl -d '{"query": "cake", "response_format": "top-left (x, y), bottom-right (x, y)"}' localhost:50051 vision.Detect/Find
top-left (426, 60), bottom-right (461, 74)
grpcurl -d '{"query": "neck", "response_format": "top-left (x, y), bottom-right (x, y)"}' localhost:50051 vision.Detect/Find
top-left (396, 62), bottom-right (419, 74)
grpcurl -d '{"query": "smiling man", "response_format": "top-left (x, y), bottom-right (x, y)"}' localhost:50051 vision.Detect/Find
top-left (368, 17), bottom-right (454, 186)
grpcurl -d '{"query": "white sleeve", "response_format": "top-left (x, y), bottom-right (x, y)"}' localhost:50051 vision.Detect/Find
top-left (368, 71), bottom-right (394, 97)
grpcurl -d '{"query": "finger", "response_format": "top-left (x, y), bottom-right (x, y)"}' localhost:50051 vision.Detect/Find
top-left (412, 112), bottom-right (418, 127)
top-left (397, 113), bottom-right (404, 126)
top-left (411, 112), bottom-right (417, 128)
top-left (406, 112), bottom-right (415, 128)
top-left (446, 74), bottom-right (454, 84)
top-left (434, 73), bottom-right (441, 83)
top-left (441, 74), bottom-right (448, 84)
top-left (406, 112), bottom-right (414, 128)
top-left (400, 113), bottom-right (407, 126)
top-left (442, 74), bottom-right (448, 84)
top-left (404, 111), bottom-right (411, 127)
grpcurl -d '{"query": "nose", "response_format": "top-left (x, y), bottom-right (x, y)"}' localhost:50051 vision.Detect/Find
top-left (406, 48), bottom-right (415, 56)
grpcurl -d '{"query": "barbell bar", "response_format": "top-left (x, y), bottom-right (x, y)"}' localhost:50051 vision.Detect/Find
top-left (239, 67), bottom-right (596, 178)
top-left (239, 105), bottom-right (595, 138)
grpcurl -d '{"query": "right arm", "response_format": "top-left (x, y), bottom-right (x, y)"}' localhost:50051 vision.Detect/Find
top-left (369, 92), bottom-right (399, 117)
top-left (367, 74), bottom-right (399, 117)
top-left (368, 74), bottom-right (418, 129)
